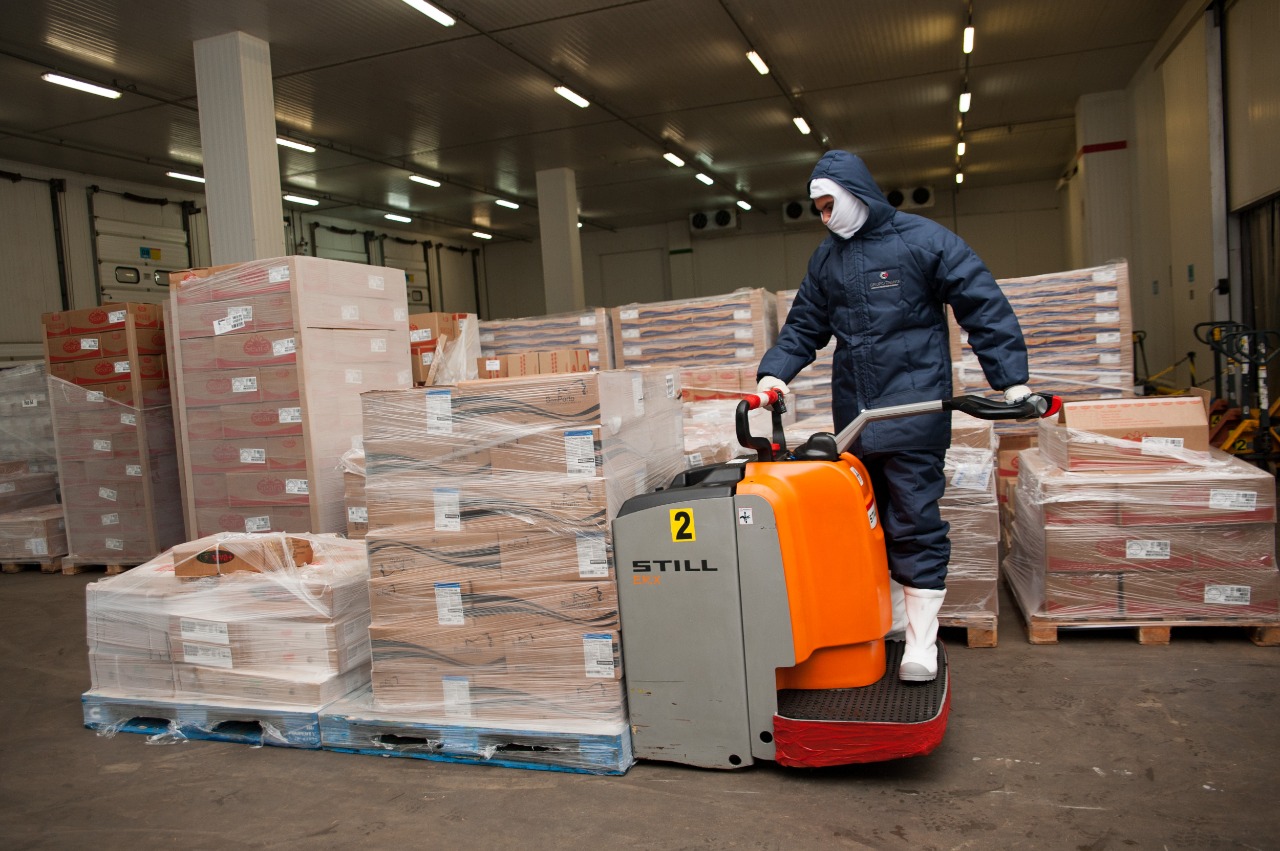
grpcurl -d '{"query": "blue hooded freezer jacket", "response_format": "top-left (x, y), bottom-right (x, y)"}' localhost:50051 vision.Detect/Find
top-left (759, 151), bottom-right (1028, 454)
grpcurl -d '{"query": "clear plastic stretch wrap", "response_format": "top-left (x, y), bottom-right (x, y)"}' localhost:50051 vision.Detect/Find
top-left (0, 361), bottom-right (57, 471)
top-left (479, 308), bottom-right (613, 371)
top-left (85, 532), bottom-right (372, 708)
top-left (1004, 447), bottom-right (1279, 622)
top-left (169, 256), bottom-right (412, 538)
top-left (950, 261), bottom-right (1134, 437)
top-left (941, 414), bottom-right (1000, 621)
top-left (339, 446), bottom-right (367, 539)
top-left (360, 369), bottom-right (686, 730)
top-left (610, 289), bottom-right (776, 369)
top-left (48, 377), bottom-right (184, 563)
top-left (775, 288), bottom-right (835, 424)
top-left (682, 398), bottom-right (796, 469)
top-left (0, 504), bottom-right (66, 561)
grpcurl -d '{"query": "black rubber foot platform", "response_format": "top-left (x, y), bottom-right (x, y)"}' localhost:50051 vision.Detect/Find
top-left (776, 641), bottom-right (947, 725)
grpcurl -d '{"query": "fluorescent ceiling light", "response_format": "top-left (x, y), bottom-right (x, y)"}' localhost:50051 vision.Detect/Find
top-left (956, 141), bottom-right (966, 156)
top-left (384, 213), bottom-right (412, 223)
top-left (958, 91), bottom-right (971, 113)
top-left (663, 152), bottom-right (685, 168)
top-left (955, 173), bottom-right (965, 184)
top-left (41, 72), bottom-right (120, 99)
top-left (746, 51), bottom-right (770, 75)
top-left (792, 117), bottom-right (811, 135)
top-left (577, 222), bottom-right (583, 228)
top-left (284, 194), bottom-right (319, 206)
top-left (554, 86), bottom-right (590, 108)
top-left (736, 200), bottom-right (752, 211)
top-left (963, 26), bottom-right (975, 54)
top-left (399, 0), bottom-right (455, 27)
top-left (276, 137), bottom-right (316, 153)
top-left (495, 199), bottom-right (520, 209)
top-left (166, 171), bottom-right (205, 184)
top-left (695, 173), bottom-right (714, 186)
top-left (410, 174), bottom-right (441, 187)
top-left (472, 231), bottom-right (493, 240)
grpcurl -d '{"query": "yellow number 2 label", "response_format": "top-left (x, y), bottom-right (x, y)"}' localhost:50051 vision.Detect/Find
top-left (670, 507), bottom-right (696, 542)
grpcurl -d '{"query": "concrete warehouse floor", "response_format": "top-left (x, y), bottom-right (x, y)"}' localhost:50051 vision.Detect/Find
top-left (1, 571), bottom-right (1277, 851)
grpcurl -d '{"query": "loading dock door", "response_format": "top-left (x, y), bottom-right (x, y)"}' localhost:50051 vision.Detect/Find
top-left (380, 237), bottom-right (431, 309)
top-left (310, 223), bottom-right (370, 264)
top-left (92, 191), bottom-right (191, 305)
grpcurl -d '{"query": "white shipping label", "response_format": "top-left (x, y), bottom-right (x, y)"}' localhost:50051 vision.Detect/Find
top-left (105, 538), bottom-right (124, 551)
top-left (426, 389), bottom-right (453, 435)
top-left (0, 483), bottom-right (13, 493)
top-left (278, 407), bottom-right (302, 424)
top-left (371, 338), bottom-right (387, 353)
top-left (484, 359), bottom-right (502, 371)
top-left (98, 487), bottom-right (118, 501)
top-left (588, 351), bottom-right (599, 364)
top-left (622, 329), bottom-right (640, 339)
top-left (79, 338), bottom-right (99, 351)
top-left (410, 329), bottom-right (433, 343)
top-left (285, 478), bottom-right (309, 495)
top-left (86, 391), bottom-right (105, 403)
top-left (419, 352), bottom-right (434, 366)
top-left (734, 328), bottom-right (754, 341)
top-left (623, 345), bottom-right (642, 357)
top-left (733, 309), bottom-right (752, 320)
top-left (442, 676), bottom-right (473, 719)
top-left (213, 313), bottom-right (246, 335)
top-left (347, 506), bottom-right (368, 523)
top-left (1126, 540), bottom-right (1171, 560)
top-left (26, 538), bottom-right (49, 555)
top-left (665, 373), bottom-right (678, 399)
top-left (620, 309), bottom-right (639, 320)
top-left (1208, 489), bottom-right (1258, 511)
top-left (244, 515), bottom-right (271, 533)
top-left (180, 618), bottom-right (230, 645)
top-left (21, 397), bottom-right (39, 408)
top-left (268, 265), bottom-right (290, 283)
top-left (101, 513), bottom-right (119, 526)
top-left (580, 334), bottom-right (598, 345)
top-left (125, 464), bottom-right (142, 477)
top-left (367, 274), bottom-right (385, 291)
top-left (112, 360), bottom-right (130, 374)
top-left (345, 369), bottom-right (363, 384)
top-left (687, 452), bottom-right (704, 467)
top-left (734, 347), bottom-right (756, 360)
top-left (575, 533), bottom-right (609, 578)
top-left (232, 376), bottom-right (258, 393)
top-left (1141, 436), bottom-right (1184, 453)
top-left (229, 305), bottom-right (253, 322)
top-left (950, 463), bottom-right (992, 491)
top-left (564, 429), bottom-right (597, 477)
top-left (1204, 585), bottom-right (1251, 605)
top-left (1095, 311), bottom-right (1121, 324)
top-left (272, 337), bottom-right (297, 356)
top-left (107, 309), bottom-right (127, 323)
top-left (1097, 332), bottom-right (1122, 345)
top-left (183, 642), bottom-right (234, 668)
top-left (435, 583), bottom-right (465, 626)
top-left (582, 634), bottom-right (616, 678)
top-left (579, 315), bottom-right (596, 327)
top-left (1099, 353), bottom-right (1122, 364)
top-left (1095, 289), bottom-right (1119, 303)
top-left (479, 332), bottom-right (495, 343)
top-left (1093, 269), bottom-right (1119, 283)
top-left (240, 448), bottom-right (267, 464)
top-left (632, 375), bottom-right (645, 416)
top-left (341, 305), bottom-right (360, 320)
top-left (120, 412), bottom-right (136, 426)
top-left (434, 488), bottom-right (461, 531)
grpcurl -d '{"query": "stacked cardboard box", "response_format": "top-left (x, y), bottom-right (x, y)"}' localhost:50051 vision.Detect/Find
top-left (408, 311), bottom-right (479, 385)
top-left (1004, 398), bottom-right (1278, 623)
top-left (340, 446), bottom-right (367, 540)
top-left (41, 304), bottom-right (183, 564)
top-left (950, 261), bottom-right (1135, 438)
top-left (354, 370), bottom-right (684, 749)
top-left (610, 289), bottom-right (776, 369)
top-left (479, 308), bottom-right (613, 371)
top-left (168, 257), bottom-right (412, 538)
top-left (476, 349), bottom-right (592, 380)
top-left (774, 289), bottom-right (835, 426)
top-left (940, 414), bottom-right (1001, 629)
top-left (0, 361), bottom-right (58, 474)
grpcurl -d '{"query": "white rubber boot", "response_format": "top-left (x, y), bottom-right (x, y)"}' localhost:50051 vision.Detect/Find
top-left (899, 587), bottom-right (946, 682)
top-left (887, 579), bottom-right (907, 640)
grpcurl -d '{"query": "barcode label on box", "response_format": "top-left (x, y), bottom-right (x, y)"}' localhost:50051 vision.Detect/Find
top-left (98, 487), bottom-right (117, 502)
top-left (1097, 332), bottom-right (1122, 345)
top-left (734, 328), bottom-right (753, 340)
top-left (368, 275), bottom-right (385, 291)
top-left (1141, 436), bottom-right (1184, 453)
top-left (435, 582), bottom-right (465, 626)
top-left (620, 309), bottom-right (639, 320)
top-left (580, 334), bottom-right (598, 345)
top-left (576, 533), bottom-right (609, 578)
top-left (183, 642), bottom-right (234, 668)
top-left (484, 359), bottom-right (501, 371)
top-left (213, 313), bottom-right (246, 335)
top-left (105, 538), bottom-right (124, 551)
top-left (0, 483), bottom-right (13, 493)
top-left (285, 478), bottom-right (309, 495)
top-left (371, 338), bottom-right (387, 353)
top-left (442, 675), bottom-right (472, 719)
top-left (623, 345), bottom-right (642, 357)
top-left (245, 516), bottom-right (271, 532)
top-left (1095, 290), bottom-right (1119, 303)
top-left (93, 439), bottom-right (111, 452)
top-left (622, 329), bottom-right (640, 339)
top-left (579, 315), bottom-right (596, 326)
top-left (687, 452), bottom-right (704, 467)
top-left (272, 337), bottom-right (297, 356)
top-left (125, 464), bottom-right (142, 477)
top-left (734, 347), bottom-right (756, 360)
top-left (582, 634), bottom-right (615, 678)
top-left (240, 448), bottom-right (266, 464)
top-left (950, 463), bottom-right (992, 491)
top-left (268, 265), bottom-right (290, 283)
top-left (1126, 540), bottom-right (1170, 560)
top-left (86, 391), bottom-right (105, 402)
top-left (1099, 353), bottom-right (1121, 364)
top-left (101, 513), bottom-right (119, 526)
top-left (120, 412), bottom-right (136, 426)
top-left (1095, 311), bottom-right (1120, 324)
top-left (108, 309), bottom-right (127, 323)
top-left (345, 369), bottom-right (363, 384)
top-left (26, 538), bottom-right (48, 556)
top-left (341, 305), bottom-right (360, 320)
top-left (1204, 585), bottom-right (1250, 605)
top-left (232, 376), bottom-right (257, 392)
top-left (229, 305), bottom-right (253, 322)
top-left (348, 506), bottom-right (368, 523)
top-left (665, 373), bottom-right (678, 399)
top-left (733, 309), bottom-right (752, 320)
top-left (278, 407), bottom-right (302, 424)
top-left (426, 390), bottom-right (453, 435)
top-left (434, 488), bottom-right (461, 531)
top-left (80, 338), bottom-right (99, 351)
top-left (112, 360), bottom-right (130, 374)
top-left (1209, 489), bottom-right (1257, 511)
top-left (180, 618), bottom-right (230, 645)
top-left (21, 397), bottom-right (39, 408)
top-left (564, 429), bottom-right (597, 477)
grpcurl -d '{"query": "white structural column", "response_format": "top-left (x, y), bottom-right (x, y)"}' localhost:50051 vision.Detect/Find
top-left (535, 167), bottom-right (585, 314)
top-left (193, 31), bottom-right (286, 264)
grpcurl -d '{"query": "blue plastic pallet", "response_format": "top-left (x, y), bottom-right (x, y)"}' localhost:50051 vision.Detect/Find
top-left (320, 694), bottom-right (633, 775)
top-left (82, 690), bottom-right (325, 749)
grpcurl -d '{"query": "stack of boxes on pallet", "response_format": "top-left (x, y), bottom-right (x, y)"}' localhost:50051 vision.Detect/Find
top-left (317, 369), bottom-right (686, 773)
top-left (0, 362), bottom-right (63, 567)
top-left (168, 257), bottom-right (412, 538)
top-left (480, 308), bottom-right (614, 372)
top-left (408, 311), bottom-right (479, 385)
top-left (941, 414), bottom-right (1001, 638)
top-left (774, 288), bottom-right (835, 428)
top-left (82, 533), bottom-right (372, 747)
top-left (41, 304), bottom-right (184, 566)
top-left (1004, 396), bottom-right (1278, 625)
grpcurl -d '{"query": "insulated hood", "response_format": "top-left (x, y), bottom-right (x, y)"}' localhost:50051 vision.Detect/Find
top-left (808, 151), bottom-right (896, 232)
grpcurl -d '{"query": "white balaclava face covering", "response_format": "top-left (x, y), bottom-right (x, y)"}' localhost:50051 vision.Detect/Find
top-left (810, 177), bottom-right (869, 239)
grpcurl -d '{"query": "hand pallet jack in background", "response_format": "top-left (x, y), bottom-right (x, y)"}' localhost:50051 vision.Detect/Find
top-left (1214, 329), bottom-right (1280, 470)
top-left (611, 389), bottom-right (1060, 769)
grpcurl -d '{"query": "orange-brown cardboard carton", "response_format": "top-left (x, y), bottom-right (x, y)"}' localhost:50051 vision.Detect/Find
top-left (1038, 396), bottom-right (1209, 470)
top-left (171, 534), bottom-right (315, 577)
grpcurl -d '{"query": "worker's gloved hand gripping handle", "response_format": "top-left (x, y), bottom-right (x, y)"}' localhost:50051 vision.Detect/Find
top-left (737, 389), bottom-right (787, 462)
top-left (946, 393), bottom-right (1062, 421)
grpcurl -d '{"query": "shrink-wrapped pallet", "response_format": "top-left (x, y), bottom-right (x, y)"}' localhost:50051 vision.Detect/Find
top-left (479, 308), bottom-right (613, 371)
top-left (774, 288), bottom-right (835, 425)
top-left (940, 414), bottom-right (1001, 626)
top-left (0, 362), bottom-right (57, 473)
top-left (610, 289), bottom-right (776, 369)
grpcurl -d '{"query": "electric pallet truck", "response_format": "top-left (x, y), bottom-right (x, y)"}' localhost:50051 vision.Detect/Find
top-left (612, 389), bottom-right (1060, 769)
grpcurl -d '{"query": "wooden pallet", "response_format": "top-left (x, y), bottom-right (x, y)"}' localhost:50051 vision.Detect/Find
top-left (60, 560), bottom-right (140, 576)
top-left (1, 556), bottom-right (65, 574)
top-left (940, 618), bottom-right (998, 648)
top-left (1022, 617), bottom-right (1280, 646)
top-left (82, 691), bottom-right (325, 749)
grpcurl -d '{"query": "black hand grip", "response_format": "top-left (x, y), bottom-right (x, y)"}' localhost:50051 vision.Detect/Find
top-left (945, 393), bottom-right (1061, 421)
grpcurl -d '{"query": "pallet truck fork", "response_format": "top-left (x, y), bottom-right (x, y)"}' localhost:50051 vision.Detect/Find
top-left (612, 390), bottom-right (1060, 769)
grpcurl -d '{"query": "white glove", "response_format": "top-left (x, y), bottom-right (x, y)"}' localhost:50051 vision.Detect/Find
top-left (756, 376), bottom-right (789, 398)
top-left (1003, 384), bottom-right (1032, 404)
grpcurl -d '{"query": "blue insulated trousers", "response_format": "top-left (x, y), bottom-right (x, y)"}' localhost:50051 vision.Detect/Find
top-left (862, 448), bottom-right (950, 591)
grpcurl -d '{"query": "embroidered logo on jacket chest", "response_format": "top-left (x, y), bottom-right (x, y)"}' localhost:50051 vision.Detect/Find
top-left (869, 268), bottom-right (901, 290)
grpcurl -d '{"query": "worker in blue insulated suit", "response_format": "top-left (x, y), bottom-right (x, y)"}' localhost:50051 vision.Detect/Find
top-left (757, 150), bottom-right (1030, 682)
